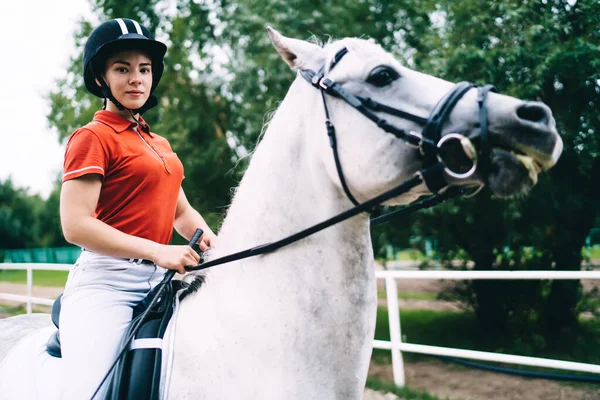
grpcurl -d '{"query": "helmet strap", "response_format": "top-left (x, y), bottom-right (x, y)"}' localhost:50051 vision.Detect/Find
top-left (134, 95), bottom-right (158, 115)
top-left (128, 109), bottom-right (151, 134)
top-left (93, 71), bottom-right (126, 111)
top-left (92, 67), bottom-right (157, 116)
top-left (101, 85), bottom-right (126, 111)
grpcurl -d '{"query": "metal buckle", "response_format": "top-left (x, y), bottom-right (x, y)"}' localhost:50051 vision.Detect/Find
top-left (436, 133), bottom-right (478, 180)
top-left (319, 77), bottom-right (332, 90)
top-left (407, 130), bottom-right (424, 151)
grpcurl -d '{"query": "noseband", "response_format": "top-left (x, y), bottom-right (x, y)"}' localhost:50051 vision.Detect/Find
top-left (299, 46), bottom-right (496, 205)
top-left (186, 47), bottom-right (497, 273)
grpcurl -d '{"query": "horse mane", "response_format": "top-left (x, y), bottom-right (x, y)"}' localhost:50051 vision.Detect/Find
top-left (181, 34), bottom-right (341, 302)
top-left (179, 275), bottom-right (206, 301)
top-left (232, 34), bottom-right (336, 168)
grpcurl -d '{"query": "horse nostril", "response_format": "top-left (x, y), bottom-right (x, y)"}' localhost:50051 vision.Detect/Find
top-left (516, 103), bottom-right (551, 125)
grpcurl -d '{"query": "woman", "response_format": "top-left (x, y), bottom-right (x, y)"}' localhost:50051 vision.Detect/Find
top-left (59, 18), bottom-right (215, 399)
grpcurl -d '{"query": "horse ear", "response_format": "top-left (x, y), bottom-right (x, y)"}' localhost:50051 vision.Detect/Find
top-left (267, 27), bottom-right (324, 70)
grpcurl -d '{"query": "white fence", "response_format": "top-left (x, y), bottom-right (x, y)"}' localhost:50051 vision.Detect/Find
top-left (1, 263), bottom-right (600, 386)
top-left (374, 269), bottom-right (600, 386)
top-left (0, 263), bottom-right (71, 313)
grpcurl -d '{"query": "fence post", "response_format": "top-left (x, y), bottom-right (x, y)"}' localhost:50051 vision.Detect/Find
top-left (385, 276), bottom-right (405, 386)
top-left (26, 266), bottom-right (33, 314)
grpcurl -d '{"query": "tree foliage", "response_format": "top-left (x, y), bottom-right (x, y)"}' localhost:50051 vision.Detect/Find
top-left (396, 0), bottom-right (600, 339)
top-left (0, 178), bottom-right (67, 252)
top-left (217, 0), bottom-right (426, 149)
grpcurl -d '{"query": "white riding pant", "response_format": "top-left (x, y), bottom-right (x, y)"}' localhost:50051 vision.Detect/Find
top-left (58, 250), bottom-right (166, 400)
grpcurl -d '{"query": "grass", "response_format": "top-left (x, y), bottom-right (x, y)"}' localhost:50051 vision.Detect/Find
top-left (583, 245), bottom-right (600, 260)
top-left (583, 297), bottom-right (600, 311)
top-left (0, 303), bottom-right (27, 316)
top-left (394, 250), bottom-right (427, 261)
top-left (366, 379), bottom-right (448, 400)
top-left (0, 269), bottom-right (68, 287)
top-left (371, 306), bottom-right (600, 373)
top-left (0, 303), bottom-right (49, 316)
top-left (391, 246), bottom-right (600, 263)
top-left (377, 290), bottom-right (438, 301)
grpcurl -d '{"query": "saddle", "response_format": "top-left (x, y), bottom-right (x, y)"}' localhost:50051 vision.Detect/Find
top-left (46, 279), bottom-right (188, 400)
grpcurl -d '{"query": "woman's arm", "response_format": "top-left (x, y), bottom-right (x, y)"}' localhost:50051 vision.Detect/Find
top-left (173, 187), bottom-right (217, 251)
top-left (60, 175), bottom-right (199, 273)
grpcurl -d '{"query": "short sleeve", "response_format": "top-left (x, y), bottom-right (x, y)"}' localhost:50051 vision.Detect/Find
top-left (62, 128), bottom-right (108, 182)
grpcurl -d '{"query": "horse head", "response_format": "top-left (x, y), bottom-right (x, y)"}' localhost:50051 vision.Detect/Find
top-left (268, 28), bottom-right (563, 204)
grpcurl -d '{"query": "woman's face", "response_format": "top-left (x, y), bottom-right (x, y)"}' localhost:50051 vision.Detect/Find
top-left (102, 50), bottom-right (153, 112)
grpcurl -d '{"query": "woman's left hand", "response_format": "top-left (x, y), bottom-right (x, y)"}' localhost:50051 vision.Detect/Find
top-left (198, 231), bottom-right (217, 251)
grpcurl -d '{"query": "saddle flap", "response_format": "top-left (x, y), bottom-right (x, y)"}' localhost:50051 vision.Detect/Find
top-left (46, 294), bottom-right (63, 358)
top-left (106, 280), bottom-right (182, 400)
top-left (46, 330), bottom-right (62, 358)
top-left (51, 294), bottom-right (63, 328)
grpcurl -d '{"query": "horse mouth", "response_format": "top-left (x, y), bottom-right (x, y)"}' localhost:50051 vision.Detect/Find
top-left (440, 134), bottom-right (554, 189)
top-left (485, 136), bottom-right (560, 196)
top-left (440, 128), bottom-right (560, 197)
top-left (495, 145), bottom-right (543, 185)
top-left (490, 131), bottom-right (561, 183)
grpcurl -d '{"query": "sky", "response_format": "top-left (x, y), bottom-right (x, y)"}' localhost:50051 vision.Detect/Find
top-left (0, 0), bottom-right (92, 198)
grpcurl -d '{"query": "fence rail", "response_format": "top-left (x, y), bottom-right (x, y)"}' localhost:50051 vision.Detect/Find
top-left (0, 263), bottom-right (70, 313)
top-left (1, 263), bottom-right (599, 386)
top-left (374, 269), bottom-right (600, 386)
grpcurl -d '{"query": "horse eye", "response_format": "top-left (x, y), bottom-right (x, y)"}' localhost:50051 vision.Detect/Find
top-left (367, 66), bottom-right (400, 87)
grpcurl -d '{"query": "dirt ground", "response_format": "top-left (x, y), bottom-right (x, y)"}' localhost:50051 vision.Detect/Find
top-left (375, 274), bottom-right (600, 399)
top-left (368, 360), bottom-right (600, 400)
top-left (0, 282), bottom-right (59, 317)
top-left (2, 280), bottom-right (599, 400)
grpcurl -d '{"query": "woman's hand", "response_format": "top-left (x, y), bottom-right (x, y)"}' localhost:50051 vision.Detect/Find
top-left (198, 231), bottom-right (218, 251)
top-left (150, 244), bottom-right (200, 274)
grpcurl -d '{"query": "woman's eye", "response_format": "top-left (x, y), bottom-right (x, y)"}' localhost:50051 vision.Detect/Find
top-left (367, 66), bottom-right (400, 87)
top-left (116, 67), bottom-right (128, 73)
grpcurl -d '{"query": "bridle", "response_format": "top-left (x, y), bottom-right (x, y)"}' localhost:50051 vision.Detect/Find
top-left (298, 46), bottom-right (496, 205)
top-left (186, 46), bottom-right (496, 272)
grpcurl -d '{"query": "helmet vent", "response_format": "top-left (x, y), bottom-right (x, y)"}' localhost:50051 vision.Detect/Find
top-left (115, 18), bottom-right (128, 35)
top-left (115, 18), bottom-right (143, 35)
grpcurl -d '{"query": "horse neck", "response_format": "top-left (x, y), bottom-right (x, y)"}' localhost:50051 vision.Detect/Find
top-left (202, 77), bottom-right (374, 288)
top-left (215, 78), bottom-right (370, 260)
top-left (173, 79), bottom-right (377, 397)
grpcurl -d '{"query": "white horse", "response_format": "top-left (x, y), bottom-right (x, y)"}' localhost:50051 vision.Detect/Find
top-left (0, 28), bottom-right (562, 400)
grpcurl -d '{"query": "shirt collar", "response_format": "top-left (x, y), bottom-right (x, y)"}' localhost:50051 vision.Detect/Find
top-left (93, 110), bottom-right (153, 137)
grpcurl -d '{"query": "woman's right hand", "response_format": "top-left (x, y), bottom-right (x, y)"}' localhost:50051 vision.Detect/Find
top-left (150, 244), bottom-right (200, 274)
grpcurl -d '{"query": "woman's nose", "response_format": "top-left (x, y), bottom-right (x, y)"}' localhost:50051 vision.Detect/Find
top-left (129, 71), bottom-right (142, 85)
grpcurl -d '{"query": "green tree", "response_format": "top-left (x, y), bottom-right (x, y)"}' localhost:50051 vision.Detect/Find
top-left (397, 0), bottom-right (599, 339)
top-left (217, 0), bottom-right (421, 150)
top-left (37, 177), bottom-right (69, 248)
top-left (0, 179), bottom-right (46, 249)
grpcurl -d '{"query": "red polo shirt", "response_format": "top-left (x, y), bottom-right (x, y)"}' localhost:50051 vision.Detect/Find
top-left (63, 111), bottom-right (184, 245)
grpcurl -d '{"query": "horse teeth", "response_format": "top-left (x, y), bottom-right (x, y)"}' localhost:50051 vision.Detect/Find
top-left (515, 154), bottom-right (539, 184)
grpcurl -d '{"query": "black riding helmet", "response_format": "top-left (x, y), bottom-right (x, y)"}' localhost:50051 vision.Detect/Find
top-left (83, 18), bottom-right (167, 114)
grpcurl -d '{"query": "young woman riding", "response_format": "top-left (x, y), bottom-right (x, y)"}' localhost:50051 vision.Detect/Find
top-left (59, 18), bottom-right (215, 399)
